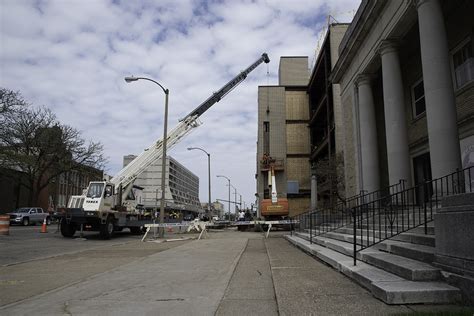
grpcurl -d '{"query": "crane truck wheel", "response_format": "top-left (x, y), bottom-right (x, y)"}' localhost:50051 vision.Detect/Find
top-left (99, 217), bottom-right (115, 239)
top-left (60, 219), bottom-right (76, 238)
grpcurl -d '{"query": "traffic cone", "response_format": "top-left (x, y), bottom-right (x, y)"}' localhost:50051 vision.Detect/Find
top-left (40, 218), bottom-right (48, 233)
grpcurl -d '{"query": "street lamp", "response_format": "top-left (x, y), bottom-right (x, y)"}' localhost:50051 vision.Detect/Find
top-left (230, 183), bottom-right (238, 213)
top-left (187, 147), bottom-right (211, 219)
top-left (216, 175), bottom-right (231, 221)
top-left (125, 75), bottom-right (169, 238)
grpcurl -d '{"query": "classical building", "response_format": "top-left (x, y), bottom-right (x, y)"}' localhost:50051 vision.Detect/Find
top-left (123, 155), bottom-right (201, 216)
top-left (256, 57), bottom-right (311, 217)
top-left (277, 0), bottom-right (474, 305)
top-left (331, 0), bottom-right (474, 197)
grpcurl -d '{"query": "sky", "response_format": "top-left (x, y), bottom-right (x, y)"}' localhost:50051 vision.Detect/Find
top-left (0, 0), bottom-right (360, 212)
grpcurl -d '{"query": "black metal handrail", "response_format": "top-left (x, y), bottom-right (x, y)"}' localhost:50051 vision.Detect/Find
top-left (351, 166), bottom-right (473, 265)
top-left (292, 179), bottom-right (406, 240)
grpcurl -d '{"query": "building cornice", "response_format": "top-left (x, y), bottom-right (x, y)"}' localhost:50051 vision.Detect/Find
top-left (330, 0), bottom-right (388, 83)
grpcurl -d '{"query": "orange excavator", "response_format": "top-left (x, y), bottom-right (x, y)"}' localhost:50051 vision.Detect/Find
top-left (260, 155), bottom-right (289, 219)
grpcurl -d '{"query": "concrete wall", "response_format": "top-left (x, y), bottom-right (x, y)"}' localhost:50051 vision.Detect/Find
top-left (288, 197), bottom-right (310, 216)
top-left (286, 157), bottom-right (311, 190)
top-left (279, 57), bottom-right (309, 86)
top-left (257, 86), bottom-right (287, 199)
top-left (342, 90), bottom-right (358, 197)
top-left (285, 91), bottom-right (309, 120)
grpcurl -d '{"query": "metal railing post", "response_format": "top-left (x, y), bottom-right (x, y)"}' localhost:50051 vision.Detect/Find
top-left (353, 207), bottom-right (357, 266)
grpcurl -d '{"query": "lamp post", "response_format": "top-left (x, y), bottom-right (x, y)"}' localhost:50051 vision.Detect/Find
top-left (187, 147), bottom-right (211, 219)
top-left (230, 184), bottom-right (237, 213)
top-left (125, 76), bottom-right (169, 238)
top-left (216, 175), bottom-right (231, 221)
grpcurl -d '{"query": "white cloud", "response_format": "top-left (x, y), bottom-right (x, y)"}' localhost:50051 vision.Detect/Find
top-left (0, 0), bottom-right (360, 210)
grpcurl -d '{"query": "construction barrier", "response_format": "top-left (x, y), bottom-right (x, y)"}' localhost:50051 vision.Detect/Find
top-left (0, 215), bottom-right (10, 235)
top-left (231, 220), bottom-right (299, 238)
top-left (141, 222), bottom-right (194, 242)
top-left (40, 218), bottom-right (48, 233)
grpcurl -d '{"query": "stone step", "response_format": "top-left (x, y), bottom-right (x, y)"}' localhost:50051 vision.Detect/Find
top-left (293, 231), bottom-right (360, 256)
top-left (410, 225), bottom-right (436, 235)
top-left (391, 232), bottom-right (435, 247)
top-left (323, 231), bottom-right (383, 248)
top-left (285, 235), bottom-right (461, 304)
top-left (346, 222), bottom-right (431, 232)
top-left (336, 227), bottom-right (403, 238)
top-left (313, 232), bottom-right (440, 281)
top-left (377, 240), bottom-right (435, 264)
top-left (301, 218), bottom-right (435, 233)
top-left (359, 252), bottom-right (441, 281)
top-left (333, 228), bottom-right (435, 247)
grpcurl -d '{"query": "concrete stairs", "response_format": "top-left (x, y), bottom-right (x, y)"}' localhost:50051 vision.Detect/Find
top-left (286, 220), bottom-right (462, 304)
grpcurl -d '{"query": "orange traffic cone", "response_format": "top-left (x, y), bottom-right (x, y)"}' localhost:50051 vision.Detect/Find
top-left (40, 218), bottom-right (48, 233)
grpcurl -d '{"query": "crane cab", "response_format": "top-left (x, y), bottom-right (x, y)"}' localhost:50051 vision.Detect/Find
top-left (82, 181), bottom-right (116, 212)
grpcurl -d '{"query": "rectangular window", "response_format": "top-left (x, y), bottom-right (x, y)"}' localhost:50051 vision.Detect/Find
top-left (287, 181), bottom-right (299, 194)
top-left (452, 39), bottom-right (473, 89)
top-left (263, 121), bottom-right (270, 154)
top-left (412, 79), bottom-right (426, 118)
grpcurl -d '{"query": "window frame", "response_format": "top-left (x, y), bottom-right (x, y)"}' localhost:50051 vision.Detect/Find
top-left (411, 77), bottom-right (426, 119)
top-left (450, 36), bottom-right (473, 90)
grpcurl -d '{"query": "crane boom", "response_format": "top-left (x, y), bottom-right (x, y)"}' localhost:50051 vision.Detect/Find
top-left (182, 53), bottom-right (270, 121)
top-left (111, 53), bottom-right (270, 196)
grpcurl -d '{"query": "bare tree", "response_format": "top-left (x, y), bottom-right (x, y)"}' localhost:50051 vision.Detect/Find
top-left (0, 88), bottom-right (27, 115)
top-left (0, 88), bottom-right (106, 205)
top-left (315, 153), bottom-right (345, 208)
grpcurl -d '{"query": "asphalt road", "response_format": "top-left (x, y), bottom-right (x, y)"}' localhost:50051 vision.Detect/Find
top-left (1, 224), bottom-right (144, 266)
top-left (0, 224), bottom-right (196, 308)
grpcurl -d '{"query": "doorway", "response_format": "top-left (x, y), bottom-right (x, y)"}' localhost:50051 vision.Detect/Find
top-left (413, 152), bottom-right (432, 204)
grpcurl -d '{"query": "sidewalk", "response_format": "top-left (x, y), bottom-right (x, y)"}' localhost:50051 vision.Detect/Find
top-left (1, 230), bottom-right (471, 315)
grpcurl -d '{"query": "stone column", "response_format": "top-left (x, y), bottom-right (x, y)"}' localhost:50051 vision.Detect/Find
top-left (417, 0), bottom-right (461, 179)
top-left (356, 75), bottom-right (380, 193)
top-left (379, 40), bottom-right (412, 187)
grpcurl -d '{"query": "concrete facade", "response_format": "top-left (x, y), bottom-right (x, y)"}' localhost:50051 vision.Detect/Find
top-left (331, 0), bottom-right (474, 197)
top-left (279, 57), bottom-right (310, 86)
top-left (257, 57), bottom-right (310, 217)
top-left (123, 155), bottom-right (201, 214)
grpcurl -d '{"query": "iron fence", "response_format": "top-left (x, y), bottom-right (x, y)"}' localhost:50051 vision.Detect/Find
top-left (352, 166), bottom-right (473, 265)
top-left (292, 180), bottom-right (407, 240)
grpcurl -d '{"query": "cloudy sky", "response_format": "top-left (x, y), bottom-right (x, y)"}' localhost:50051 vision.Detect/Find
top-left (1, 0), bottom-right (360, 212)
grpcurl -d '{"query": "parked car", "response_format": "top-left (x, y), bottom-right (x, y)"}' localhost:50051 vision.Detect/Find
top-left (183, 214), bottom-right (195, 221)
top-left (8, 207), bottom-right (51, 226)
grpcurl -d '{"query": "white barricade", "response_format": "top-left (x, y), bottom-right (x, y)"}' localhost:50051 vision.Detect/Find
top-left (141, 220), bottom-right (209, 242)
top-left (233, 220), bottom-right (299, 238)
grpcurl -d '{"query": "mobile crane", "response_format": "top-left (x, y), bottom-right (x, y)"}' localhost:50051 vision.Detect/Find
top-left (61, 53), bottom-right (270, 239)
top-left (259, 155), bottom-right (289, 219)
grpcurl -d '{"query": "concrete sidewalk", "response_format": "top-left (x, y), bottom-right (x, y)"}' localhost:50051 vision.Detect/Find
top-left (2, 231), bottom-right (472, 315)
